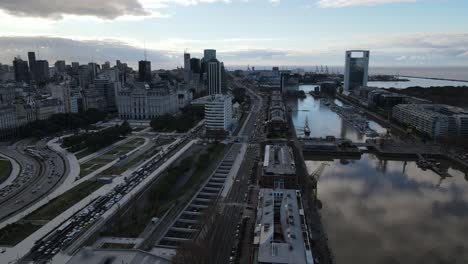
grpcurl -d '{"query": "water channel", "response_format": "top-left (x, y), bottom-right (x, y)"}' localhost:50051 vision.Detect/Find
top-left (289, 85), bottom-right (468, 264)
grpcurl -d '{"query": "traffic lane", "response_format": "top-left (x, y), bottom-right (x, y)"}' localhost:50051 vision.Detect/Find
top-left (0, 146), bottom-right (66, 220)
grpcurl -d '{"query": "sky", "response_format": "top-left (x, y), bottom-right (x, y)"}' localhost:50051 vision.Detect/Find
top-left (0, 0), bottom-right (467, 68)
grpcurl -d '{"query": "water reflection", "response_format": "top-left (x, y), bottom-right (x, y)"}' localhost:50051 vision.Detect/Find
top-left (287, 85), bottom-right (386, 142)
top-left (306, 155), bottom-right (468, 264)
top-left (294, 85), bottom-right (468, 263)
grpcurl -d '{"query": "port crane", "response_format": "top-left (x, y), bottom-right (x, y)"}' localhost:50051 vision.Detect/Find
top-left (307, 162), bottom-right (330, 201)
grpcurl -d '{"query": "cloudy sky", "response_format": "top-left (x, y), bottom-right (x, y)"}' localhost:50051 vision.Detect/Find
top-left (0, 0), bottom-right (467, 68)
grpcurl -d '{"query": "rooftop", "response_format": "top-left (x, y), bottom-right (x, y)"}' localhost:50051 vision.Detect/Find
top-left (254, 189), bottom-right (314, 264)
top-left (263, 145), bottom-right (296, 176)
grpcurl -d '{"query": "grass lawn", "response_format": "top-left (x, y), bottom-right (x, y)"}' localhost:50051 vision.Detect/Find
top-left (100, 138), bottom-right (176, 177)
top-left (0, 159), bottom-right (12, 185)
top-left (105, 143), bottom-right (226, 238)
top-left (25, 180), bottom-right (104, 221)
top-left (0, 222), bottom-right (42, 246)
top-left (75, 148), bottom-right (95, 160)
top-left (79, 138), bottom-right (145, 177)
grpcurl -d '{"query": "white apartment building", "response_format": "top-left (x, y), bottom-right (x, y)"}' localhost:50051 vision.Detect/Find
top-left (393, 104), bottom-right (468, 142)
top-left (205, 94), bottom-right (232, 131)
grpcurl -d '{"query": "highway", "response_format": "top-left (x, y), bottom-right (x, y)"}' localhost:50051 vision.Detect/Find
top-left (0, 139), bottom-right (67, 221)
top-left (22, 137), bottom-right (193, 263)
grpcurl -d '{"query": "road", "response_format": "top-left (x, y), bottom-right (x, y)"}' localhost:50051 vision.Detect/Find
top-left (0, 139), bottom-right (67, 222)
top-left (0, 137), bottom-right (191, 264)
top-left (204, 79), bottom-right (266, 264)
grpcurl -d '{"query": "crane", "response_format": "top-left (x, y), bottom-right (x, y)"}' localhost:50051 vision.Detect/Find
top-left (307, 162), bottom-right (330, 201)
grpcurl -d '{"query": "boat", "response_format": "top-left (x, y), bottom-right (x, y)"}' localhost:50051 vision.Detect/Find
top-left (304, 116), bottom-right (311, 137)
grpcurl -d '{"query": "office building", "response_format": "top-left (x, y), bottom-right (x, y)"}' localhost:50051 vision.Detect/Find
top-left (393, 104), bottom-right (468, 142)
top-left (71, 62), bottom-right (79, 74)
top-left (102, 61), bottom-right (111, 71)
top-left (190, 58), bottom-right (201, 74)
top-left (78, 65), bottom-right (91, 88)
top-left (344, 50), bottom-right (369, 93)
top-left (116, 82), bottom-right (181, 120)
top-left (207, 60), bottom-right (222, 95)
top-left (28, 52), bottom-right (37, 80)
top-left (205, 94), bottom-right (232, 137)
top-left (50, 83), bottom-right (72, 113)
top-left (35, 60), bottom-right (50, 82)
top-left (55, 60), bottom-right (66, 73)
top-left (261, 144), bottom-right (297, 189)
top-left (184, 52), bottom-right (191, 83)
top-left (254, 189), bottom-right (314, 264)
top-left (138, 60), bottom-right (152, 83)
top-left (88, 63), bottom-right (99, 82)
top-left (94, 74), bottom-right (119, 110)
top-left (203, 49), bottom-right (216, 61)
top-left (13, 57), bottom-right (30, 82)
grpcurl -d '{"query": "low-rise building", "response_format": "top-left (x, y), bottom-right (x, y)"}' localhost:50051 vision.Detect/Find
top-left (205, 94), bottom-right (232, 138)
top-left (267, 90), bottom-right (288, 133)
top-left (261, 144), bottom-right (297, 189)
top-left (116, 81), bottom-right (181, 120)
top-left (254, 189), bottom-right (314, 264)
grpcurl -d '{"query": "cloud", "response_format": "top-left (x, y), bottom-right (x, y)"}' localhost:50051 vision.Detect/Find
top-left (0, 0), bottom-right (150, 19)
top-left (0, 33), bottom-right (467, 69)
top-left (457, 51), bottom-right (468, 58)
top-left (0, 36), bottom-right (176, 69)
top-left (317, 0), bottom-right (417, 8)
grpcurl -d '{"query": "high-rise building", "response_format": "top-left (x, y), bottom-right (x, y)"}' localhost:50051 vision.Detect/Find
top-left (138, 60), bottom-right (152, 83)
top-left (13, 57), bottom-right (30, 82)
top-left (344, 50), bottom-right (369, 94)
top-left (220, 62), bottom-right (227, 94)
top-left (184, 52), bottom-right (191, 82)
top-left (207, 60), bottom-right (222, 95)
top-left (71, 62), bottom-right (79, 74)
top-left (102, 61), bottom-right (111, 71)
top-left (28, 52), bottom-right (37, 80)
top-left (203, 49), bottom-right (216, 61)
top-left (36, 60), bottom-right (50, 83)
top-left (88, 63), bottom-right (99, 82)
top-left (54, 60), bottom-right (66, 73)
top-left (190, 58), bottom-right (201, 74)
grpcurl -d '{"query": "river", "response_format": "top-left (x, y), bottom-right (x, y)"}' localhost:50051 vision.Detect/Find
top-left (291, 85), bottom-right (468, 264)
top-left (287, 85), bottom-right (386, 142)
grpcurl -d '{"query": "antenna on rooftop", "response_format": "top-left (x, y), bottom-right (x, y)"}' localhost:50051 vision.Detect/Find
top-left (144, 41), bottom-right (147, 61)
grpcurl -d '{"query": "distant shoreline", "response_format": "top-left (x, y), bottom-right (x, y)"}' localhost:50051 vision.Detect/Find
top-left (399, 75), bottom-right (468, 83)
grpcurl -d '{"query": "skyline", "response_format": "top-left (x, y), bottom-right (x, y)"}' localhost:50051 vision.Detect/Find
top-left (1, 0), bottom-right (468, 67)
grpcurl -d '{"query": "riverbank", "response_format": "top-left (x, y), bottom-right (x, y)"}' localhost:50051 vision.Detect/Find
top-left (400, 75), bottom-right (468, 83)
